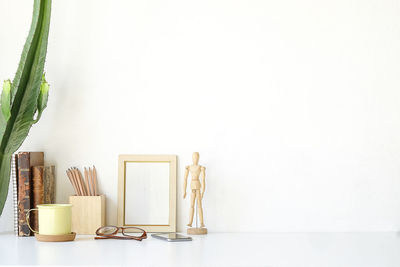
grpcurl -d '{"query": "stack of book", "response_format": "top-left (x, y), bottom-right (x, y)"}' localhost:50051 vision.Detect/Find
top-left (12, 152), bottom-right (55, 236)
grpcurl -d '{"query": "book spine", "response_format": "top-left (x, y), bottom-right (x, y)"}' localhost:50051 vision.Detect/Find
top-left (17, 152), bottom-right (31, 236)
top-left (32, 166), bottom-right (44, 232)
top-left (43, 166), bottom-right (55, 204)
top-left (11, 154), bottom-right (18, 236)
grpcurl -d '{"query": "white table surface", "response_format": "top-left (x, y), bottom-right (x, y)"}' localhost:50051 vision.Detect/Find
top-left (1, 232), bottom-right (400, 267)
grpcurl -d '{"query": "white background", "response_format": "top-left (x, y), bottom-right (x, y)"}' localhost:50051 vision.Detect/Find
top-left (0, 0), bottom-right (400, 232)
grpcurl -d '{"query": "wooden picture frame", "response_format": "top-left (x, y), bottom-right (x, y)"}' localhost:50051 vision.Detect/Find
top-left (117, 155), bottom-right (177, 232)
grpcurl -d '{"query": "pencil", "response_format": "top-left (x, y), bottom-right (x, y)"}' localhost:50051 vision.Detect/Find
top-left (77, 168), bottom-right (88, 196)
top-left (93, 166), bottom-right (98, 196)
top-left (66, 170), bottom-right (79, 195)
top-left (88, 167), bottom-right (94, 196)
top-left (84, 168), bottom-right (91, 196)
top-left (69, 168), bottom-right (81, 196)
top-left (72, 168), bottom-right (83, 196)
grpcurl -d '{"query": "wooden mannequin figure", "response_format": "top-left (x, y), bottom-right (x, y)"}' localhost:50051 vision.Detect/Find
top-left (183, 152), bottom-right (207, 235)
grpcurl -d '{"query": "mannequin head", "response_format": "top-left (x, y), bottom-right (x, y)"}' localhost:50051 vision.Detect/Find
top-left (192, 152), bottom-right (199, 165)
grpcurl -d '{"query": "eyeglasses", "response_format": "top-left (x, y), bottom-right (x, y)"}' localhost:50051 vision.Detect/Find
top-left (95, 226), bottom-right (147, 241)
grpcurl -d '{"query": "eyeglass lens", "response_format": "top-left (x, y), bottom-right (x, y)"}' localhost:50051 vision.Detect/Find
top-left (97, 226), bottom-right (118, 235)
top-left (122, 227), bottom-right (146, 237)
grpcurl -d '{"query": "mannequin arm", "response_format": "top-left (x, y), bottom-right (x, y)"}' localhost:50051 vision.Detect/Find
top-left (183, 166), bottom-right (189, 198)
top-left (200, 167), bottom-right (206, 199)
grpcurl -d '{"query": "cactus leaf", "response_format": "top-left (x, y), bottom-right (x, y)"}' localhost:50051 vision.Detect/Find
top-left (1, 80), bottom-right (12, 122)
top-left (0, 0), bottom-right (52, 216)
top-left (33, 75), bottom-right (49, 123)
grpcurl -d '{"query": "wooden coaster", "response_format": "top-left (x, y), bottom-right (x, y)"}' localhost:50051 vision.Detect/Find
top-left (187, 227), bottom-right (207, 235)
top-left (35, 232), bottom-right (76, 242)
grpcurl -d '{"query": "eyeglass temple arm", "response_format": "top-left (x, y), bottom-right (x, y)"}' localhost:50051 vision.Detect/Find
top-left (95, 235), bottom-right (145, 241)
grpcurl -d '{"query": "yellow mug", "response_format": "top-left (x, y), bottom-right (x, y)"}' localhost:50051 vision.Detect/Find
top-left (26, 204), bottom-right (72, 235)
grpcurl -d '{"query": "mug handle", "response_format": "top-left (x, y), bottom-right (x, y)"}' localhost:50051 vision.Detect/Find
top-left (26, 208), bottom-right (39, 234)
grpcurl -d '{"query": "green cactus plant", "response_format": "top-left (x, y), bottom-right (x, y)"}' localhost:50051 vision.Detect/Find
top-left (0, 0), bottom-right (52, 216)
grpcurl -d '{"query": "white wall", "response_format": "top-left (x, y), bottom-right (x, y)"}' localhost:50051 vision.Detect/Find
top-left (1, 0), bottom-right (400, 233)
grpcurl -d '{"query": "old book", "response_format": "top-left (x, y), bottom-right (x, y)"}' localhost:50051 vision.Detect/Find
top-left (18, 152), bottom-right (31, 236)
top-left (43, 166), bottom-right (55, 204)
top-left (17, 152), bottom-right (44, 236)
top-left (11, 154), bottom-right (18, 236)
top-left (32, 166), bottom-right (44, 231)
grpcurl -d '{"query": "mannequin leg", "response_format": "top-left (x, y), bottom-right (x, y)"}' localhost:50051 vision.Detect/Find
top-left (187, 190), bottom-right (196, 226)
top-left (196, 190), bottom-right (205, 227)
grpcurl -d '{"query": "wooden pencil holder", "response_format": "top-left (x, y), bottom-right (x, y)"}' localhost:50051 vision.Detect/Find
top-left (69, 195), bottom-right (105, 235)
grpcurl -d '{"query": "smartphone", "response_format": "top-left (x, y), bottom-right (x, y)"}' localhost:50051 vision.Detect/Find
top-left (151, 233), bottom-right (192, 242)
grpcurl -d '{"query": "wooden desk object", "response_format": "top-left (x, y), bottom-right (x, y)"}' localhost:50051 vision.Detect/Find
top-left (69, 195), bottom-right (105, 235)
top-left (183, 152), bottom-right (207, 235)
